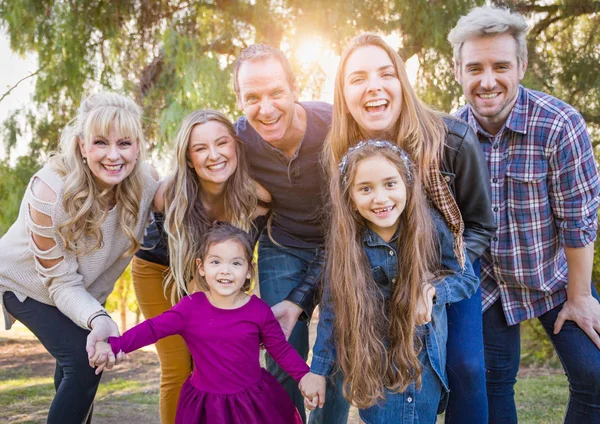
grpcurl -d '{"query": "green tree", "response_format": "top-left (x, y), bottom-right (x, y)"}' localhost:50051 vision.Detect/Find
top-left (0, 155), bottom-right (38, 235)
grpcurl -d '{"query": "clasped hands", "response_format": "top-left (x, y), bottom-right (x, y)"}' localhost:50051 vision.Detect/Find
top-left (299, 372), bottom-right (326, 411)
top-left (85, 315), bottom-right (126, 374)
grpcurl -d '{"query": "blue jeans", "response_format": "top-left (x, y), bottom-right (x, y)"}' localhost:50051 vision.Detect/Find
top-left (3, 291), bottom-right (101, 424)
top-left (483, 284), bottom-right (600, 424)
top-left (445, 260), bottom-right (488, 424)
top-left (258, 234), bottom-right (324, 424)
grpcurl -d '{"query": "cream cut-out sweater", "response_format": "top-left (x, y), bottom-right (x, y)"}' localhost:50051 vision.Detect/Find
top-left (0, 163), bottom-right (159, 330)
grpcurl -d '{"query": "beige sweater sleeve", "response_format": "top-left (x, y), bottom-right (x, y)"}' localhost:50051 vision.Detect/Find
top-left (25, 173), bottom-right (105, 329)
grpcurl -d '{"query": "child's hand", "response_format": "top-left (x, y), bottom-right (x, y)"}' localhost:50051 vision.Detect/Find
top-left (416, 282), bottom-right (436, 325)
top-left (89, 341), bottom-right (118, 375)
top-left (299, 372), bottom-right (326, 410)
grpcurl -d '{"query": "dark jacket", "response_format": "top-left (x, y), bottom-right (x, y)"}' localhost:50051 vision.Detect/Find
top-left (441, 116), bottom-right (496, 263)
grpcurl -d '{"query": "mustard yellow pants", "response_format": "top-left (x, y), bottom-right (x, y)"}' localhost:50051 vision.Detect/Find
top-left (131, 256), bottom-right (192, 424)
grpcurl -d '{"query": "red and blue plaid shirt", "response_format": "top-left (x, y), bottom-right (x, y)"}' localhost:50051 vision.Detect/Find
top-left (456, 86), bottom-right (600, 325)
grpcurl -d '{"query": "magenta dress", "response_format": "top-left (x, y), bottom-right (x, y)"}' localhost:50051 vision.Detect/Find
top-left (108, 292), bottom-right (308, 424)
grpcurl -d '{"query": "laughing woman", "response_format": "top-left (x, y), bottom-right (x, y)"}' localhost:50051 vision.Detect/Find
top-left (0, 92), bottom-right (161, 424)
top-left (310, 34), bottom-right (497, 424)
top-left (131, 109), bottom-right (270, 424)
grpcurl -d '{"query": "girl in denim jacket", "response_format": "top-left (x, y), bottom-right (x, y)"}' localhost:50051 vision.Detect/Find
top-left (300, 141), bottom-right (479, 423)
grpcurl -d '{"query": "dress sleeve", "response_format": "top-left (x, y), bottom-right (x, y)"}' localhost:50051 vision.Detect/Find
top-left (108, 297), bottom-right (188, 355)
top-left (24, 171), bottom-right (105, 329)
top-left (259, 305), bottom-right (309, 382)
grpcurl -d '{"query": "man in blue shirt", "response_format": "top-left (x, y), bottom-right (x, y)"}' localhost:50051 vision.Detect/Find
top-left (233, 44), bottom-right (332, 423)
top-left (449, 6), bottom-right (600, 423)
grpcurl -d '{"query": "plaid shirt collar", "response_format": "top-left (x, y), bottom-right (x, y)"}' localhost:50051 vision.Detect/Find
top-left (466, 85), bottom-right (529, 138)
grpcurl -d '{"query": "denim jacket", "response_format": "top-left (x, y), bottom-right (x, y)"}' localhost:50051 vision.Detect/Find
top-left (310, 208), bottom-right (479, 416)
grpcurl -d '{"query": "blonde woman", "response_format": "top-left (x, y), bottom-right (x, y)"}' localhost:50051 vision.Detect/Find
top-left (0, 92), bottom-right (161, 424)
top-left (131, 109), bottom-right (269, 424)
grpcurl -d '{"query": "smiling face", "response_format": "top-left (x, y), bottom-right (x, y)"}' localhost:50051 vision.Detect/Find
top-left (342, 45), bottom-right (403, 139)
top-left (187, 121), bottom-right (238, 187)
top-left (196, 239), bottom-right (252, 302)
top-left (79, 125), bottom-right (139, 191)
top-left (454, 33), bottom-right (527, 135)
top-left (350, 155), bottom-right (407, 242)
top-left (236, 57), bottom-right (299, 145)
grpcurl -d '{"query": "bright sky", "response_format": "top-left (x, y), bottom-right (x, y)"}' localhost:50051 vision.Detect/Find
top-left (0, 30), bottom-right (36, 160)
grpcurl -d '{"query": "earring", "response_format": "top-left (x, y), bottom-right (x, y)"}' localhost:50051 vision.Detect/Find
top-left (82, 157), bottom-right (87, 164)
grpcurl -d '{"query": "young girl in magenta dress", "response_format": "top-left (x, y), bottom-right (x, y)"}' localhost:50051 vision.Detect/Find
top-left (300, 141), bottom-right (479, 423)
top-left (91, 224), bottom-right (312, 423)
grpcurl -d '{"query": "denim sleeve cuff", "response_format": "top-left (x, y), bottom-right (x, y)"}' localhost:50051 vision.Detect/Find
top-left (310, 355), bottom-right (335, 377)
top-left (433, 281), bottom-right (449, 306)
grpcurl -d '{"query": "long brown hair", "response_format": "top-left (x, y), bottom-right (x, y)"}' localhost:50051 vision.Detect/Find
top-left (163, 110), bottom-right (257, 300)
top-left (325, 33), bottom-right (447, 187)
top-left (327, 142), bottom-right (437, 408)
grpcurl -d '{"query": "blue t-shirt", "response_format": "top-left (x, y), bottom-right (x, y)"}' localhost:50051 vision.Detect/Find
top-left (235, 101), bottom-right (332, 248)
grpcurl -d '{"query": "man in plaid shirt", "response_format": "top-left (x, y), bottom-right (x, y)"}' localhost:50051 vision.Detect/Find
top-left (449, 6), bottom-right (600, 423)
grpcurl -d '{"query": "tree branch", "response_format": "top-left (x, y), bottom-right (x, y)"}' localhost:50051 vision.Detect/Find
top-left (0, 67), bottom-right (44, 104)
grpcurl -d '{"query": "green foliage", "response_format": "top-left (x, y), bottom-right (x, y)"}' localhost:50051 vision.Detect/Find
top-left (0, 155), bottom-right (39, 236)
top-left (105, 264), bottom-right (139, 332)
top-left (1, 0), bottom-right (598, 152)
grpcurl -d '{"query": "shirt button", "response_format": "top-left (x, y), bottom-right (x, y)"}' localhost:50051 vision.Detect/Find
top-left (392, 278), bottom-right (397, 283)
top-left (444, 175), bottom-right (451, 182)
top-left (493, 206), bottom-right (499, 212)
top-left (407, 396), bottom-right (413, 403)
top-left (492, 178), bottom-right (498, 183)
top-left (389, 250), bottom-right (395, 256)
top-left (493, 144), bottom-right (499, 149)
top-left (493, 236), bottom-right (498, 241)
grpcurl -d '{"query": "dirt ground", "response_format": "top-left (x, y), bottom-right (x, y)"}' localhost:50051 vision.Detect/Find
top-left (0, 335), bottom-right (162, 423)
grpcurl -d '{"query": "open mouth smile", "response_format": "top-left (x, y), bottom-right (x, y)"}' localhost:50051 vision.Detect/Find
top-left (364, 99), bottom-right (389, 113)
top-left (478, 93), bottom-right (500, 100)
top-left (207, 162), bottom-right (227, 171)
top-left (372, 205), bottom-right (395, 216)
top-left (260, 116), bottom-right (281, 126)
top-left (102, 164), bottom-right (124, 172)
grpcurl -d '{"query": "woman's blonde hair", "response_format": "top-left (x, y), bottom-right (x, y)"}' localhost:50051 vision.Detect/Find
top-left (327, 142), bottom-right (438, 408)
top-left (50, 91), bottom-right (147, 257)
top-left (325, 33), bottom-right (447, 187)
top-left (163, 109), bottom-right (257, 300)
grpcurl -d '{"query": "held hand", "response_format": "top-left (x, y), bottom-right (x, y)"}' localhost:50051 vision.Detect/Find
top-left (416, 283), bottom-right (436, 325)
top-left (86, 316), bottom-right (125, 368)
top-left (554, 294), bottom-right (600, 349)
top-left (271, 300), bottom-right (303, 340)
top-left (90, 341), bottom-right (120, 375)
top-left (299, 372), bottom-right (326, 410)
